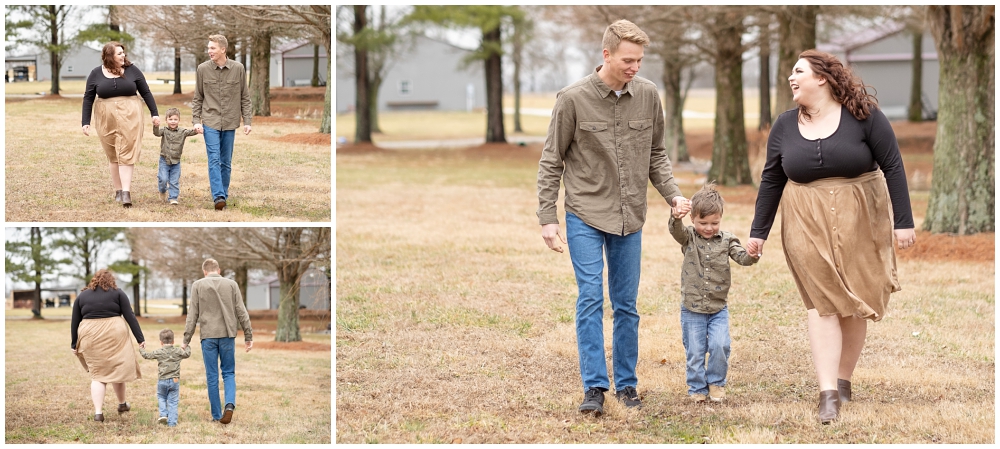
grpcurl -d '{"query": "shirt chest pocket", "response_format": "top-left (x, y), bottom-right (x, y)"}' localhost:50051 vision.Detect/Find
top-left (224, 78), bottom-right (241, 97)
top-left (578, 121), bottom-right (611, 151)
top-left (628, 119), bottom-right (654, 151)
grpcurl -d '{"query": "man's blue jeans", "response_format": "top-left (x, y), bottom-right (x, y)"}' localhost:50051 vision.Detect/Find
top-left (203, 125), bottom-right (235, 201)
top-left (680, 305), bottom-right (731, 395)
top-left (157, 378), bottom-right (180, 426)
top-left (201, 337), bottom-right (236, 420)
top-left (565, 212), bottom-right (642, 393)
top-left (157, 157), bottom-right (181, 201)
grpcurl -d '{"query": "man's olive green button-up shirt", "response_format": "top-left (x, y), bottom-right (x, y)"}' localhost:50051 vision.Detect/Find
top-left (191, 59), bottom-right (252, 131)
top-left (537, 67), bottom-right (682, 236)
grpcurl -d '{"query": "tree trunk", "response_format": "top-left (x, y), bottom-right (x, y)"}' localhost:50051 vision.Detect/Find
top-left (368, 71), bottom-right (382, 133)
top-left (661, 53), bottom-right (689, 163)
top-left (181, 278), bottom-right (188, 316)
top-left (132, 259), bottom-right (141, 317)
top-left (774, 6), bottom-right (817, 116)
top-left (483, 26), bottom-right (506, 143)
top-left (321, 44), bottom-right (332, 134)
top-left (48, 6), bottom-right (60, 96)
top-left (353, 5), bottom-right (371, 143)
top-left (513, 20), bottom-right (524, 134)
top-left (708, 12), bottom-right (752, 186)
top-left (923, 5), bottom-right (995, 235)
top-left (173, 45), bottom-right (182, 94)
top-left (234, 263), bottom-right (249, 308)
top-left (759, 13), bottom-right (773, 130)
top-left (311, 44), bottom-right (320, 87)
top-left (275, 228), bottom-right (303, 342)
top-left (250, 30), bottom-right (271, 116)
top-left (31, 227), bottom-right (43, 319)
top-left (908, 30), bottom-right (924, 122)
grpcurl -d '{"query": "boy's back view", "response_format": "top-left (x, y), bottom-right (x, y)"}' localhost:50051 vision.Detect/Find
top-left (139, 329), bottom-right (191, 426)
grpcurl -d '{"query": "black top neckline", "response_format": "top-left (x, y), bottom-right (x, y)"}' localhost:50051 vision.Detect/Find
top-left (795, 104), bottom-right (845, 142)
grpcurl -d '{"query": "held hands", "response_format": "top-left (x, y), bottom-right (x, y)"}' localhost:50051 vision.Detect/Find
top-left (139, 341), bottom-right (146, 350)
top-left (194, 124), bottom-right (204, 135)
top-left (151, 116), bottom-right (160, 127)
top-left (895, 228), bottom-right (916, 250)
top-left (181, 343), bottom-right (188, 350)
top-left (671, 196), bottom-right (691, 218)
top-left (81, 125), bottom-right (90, 136)
top-left (541, 223), bottom-right (567, 253)
top-left (745, 238), bottom-right (765, 259)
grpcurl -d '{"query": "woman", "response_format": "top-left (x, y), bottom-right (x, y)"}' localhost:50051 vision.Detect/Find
top-left (81, 41), bottom-right (159, 208)
top-left (70, 269), bottom-right (145, 422)
top-left (745, 50), bottom-right (916, 424)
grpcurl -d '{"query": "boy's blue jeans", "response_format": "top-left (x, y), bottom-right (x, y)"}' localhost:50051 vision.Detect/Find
top-left (203, 125), bottom-right (235, 201)
top-left (156, 378), bottom-right (180, 426)
top-left (565, 212), bottom-right (642, 393)
top-left (201, 338), bottom-right (236, 421)
top-left (680, 305), bottom-right (731, 395)
top-left (157, 157), bottom-right (181, 200)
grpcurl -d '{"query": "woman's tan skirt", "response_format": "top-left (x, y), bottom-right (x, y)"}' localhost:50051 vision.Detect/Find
top-left (780, 170), bottom-right (900, 321)
top-left (75, 316), bottom-right (141, 383)
top-left (92, 96), bottom-right (144, 165)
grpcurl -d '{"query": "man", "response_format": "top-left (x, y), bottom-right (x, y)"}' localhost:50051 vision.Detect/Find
top-left (191, 34), bottom-right (252, 211)
top-left (183, 258), bottom-right (253, 424)
top-left (537, 19), bottom-right (691, 416)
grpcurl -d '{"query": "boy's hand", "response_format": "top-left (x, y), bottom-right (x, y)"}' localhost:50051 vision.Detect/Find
top-left (746, 238), bottom-right (765, 258)
top-left (672, 196), bottom-right (691, 218)
top-left (139, 341), bottom-right (146, 350)
top-left (194, 124), bottom-right (204, 134)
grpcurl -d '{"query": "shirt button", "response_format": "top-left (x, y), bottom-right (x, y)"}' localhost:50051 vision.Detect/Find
top-left (833, 227), bottom-right (837, 231)
top-left (830, 190), bottom-right (834, 194)
top-left (831, 207), bottom-right (835, 211)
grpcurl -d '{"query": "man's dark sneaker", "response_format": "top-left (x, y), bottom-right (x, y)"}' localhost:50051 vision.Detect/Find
top-left (214, 197), bottom-right (227, 210)
top-left (615, 386), bottom-right (642, 408)
top-left (220, 403), bottom-right (235, 424)
top-left (579, 387), bottom-right (606, 416)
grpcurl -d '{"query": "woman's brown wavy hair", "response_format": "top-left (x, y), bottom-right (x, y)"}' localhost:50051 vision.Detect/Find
top-left (797, 49), bottom-right (879, 122)
top-left (101, 41), bottom-right (132, 77)
top-left (86, 269), bottom-right (118, 291)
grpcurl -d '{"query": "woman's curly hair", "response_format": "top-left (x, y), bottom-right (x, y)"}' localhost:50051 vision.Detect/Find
top-left (85, 269), bottom-right (118, 292)
top-left (798, 49), bottom-right (879, 122)
top-left (101, 41), bottom-right (133, 77)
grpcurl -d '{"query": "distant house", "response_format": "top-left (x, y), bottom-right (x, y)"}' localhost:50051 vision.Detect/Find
top-left (246, 267), bottom-right (330, 311)
top-left (820, 24), bottom-right (939, 120)
top-left (336, 35), bottom-right (486, 113)
top-left (5, 45), bottom-right (102, 82)
top-left (268, 41), bottom-right (329, 88)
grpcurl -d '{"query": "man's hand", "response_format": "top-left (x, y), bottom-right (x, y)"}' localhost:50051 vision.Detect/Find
top-left (194, 124), bottom-right (204, 135)
top-left (244, 125), bottom-right (251, 135)
top-left (181, 343), bottom-right (188, 350)
top-left (245, 341), bottom-right (253, 353)
top-left (672, 196), bottom-right (691, 218)
top-left (745, 238), bottom-right (765, 258)
top-left (82, 125), bottom-right (90, 136)
top-left (541, 223), bottom-right (567, 253)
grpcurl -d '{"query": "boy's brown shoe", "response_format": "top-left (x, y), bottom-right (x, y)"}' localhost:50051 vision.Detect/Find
top-left (708, 385), bottom-right (726, 402)
top-left (220, 403), bottom-right (235, 424)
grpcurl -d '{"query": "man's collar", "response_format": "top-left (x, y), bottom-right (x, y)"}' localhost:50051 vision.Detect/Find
top-left (590, 65), bottom-right (630, 98)
top-left (213, 58), bottom-right (231, 69)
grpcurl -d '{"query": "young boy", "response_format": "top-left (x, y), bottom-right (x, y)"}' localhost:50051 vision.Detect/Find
top-left (139, 329), bottom-right (192, 426)
top-left (669, 183), bottom-right (758, 403)
top-left (153, 108), bottom-right (199, 205)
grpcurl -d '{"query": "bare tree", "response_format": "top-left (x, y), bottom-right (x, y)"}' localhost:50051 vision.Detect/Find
top-left (118, 6), bottom-right (220, 94)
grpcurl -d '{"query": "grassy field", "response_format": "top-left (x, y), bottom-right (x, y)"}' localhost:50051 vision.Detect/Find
top-left (5, 91), bottom-right (330, 222)
top-left (335, 89), bottom-right (766, 143)
top-left (5, 314), bottom-right (331, 444)
top-left (335, 145), bottom-right (994, 443)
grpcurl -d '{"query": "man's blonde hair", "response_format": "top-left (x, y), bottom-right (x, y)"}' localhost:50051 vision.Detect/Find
top-left (202, 258), bottom-right (220, 273)
top-left (602, 19), bottom-right (650, 54)
top-left (208, 34), bottom-right (228, 50)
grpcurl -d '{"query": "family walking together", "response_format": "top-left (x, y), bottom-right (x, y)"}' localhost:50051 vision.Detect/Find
top-left (70, 259), bottom-right (253, 426)
top-left (537, 19), bottom-right (914, 424)
top-left (80, 35), bottom-right (252, 210)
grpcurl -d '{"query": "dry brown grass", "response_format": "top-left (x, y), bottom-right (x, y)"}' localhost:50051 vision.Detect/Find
top-left (5, 316), bottom-right (331, 443)
top-left (336, 145), bottom-right (994, 443)
top-left (5, 94), bottom-right (330, 221)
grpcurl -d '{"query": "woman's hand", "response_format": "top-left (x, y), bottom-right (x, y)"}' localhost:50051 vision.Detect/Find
top-left (895, 228), bottom-right (916, 249)
top-left (71, 347), bottom-right (77, 354)
top-left (151, 116), bottom-right (160, 127)
top-left (138, 341), bottom-right (146, 350)
top-left (746, 238), bottom-right (765, 258)
top-left (82, 125), bottom-right (90, 136)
